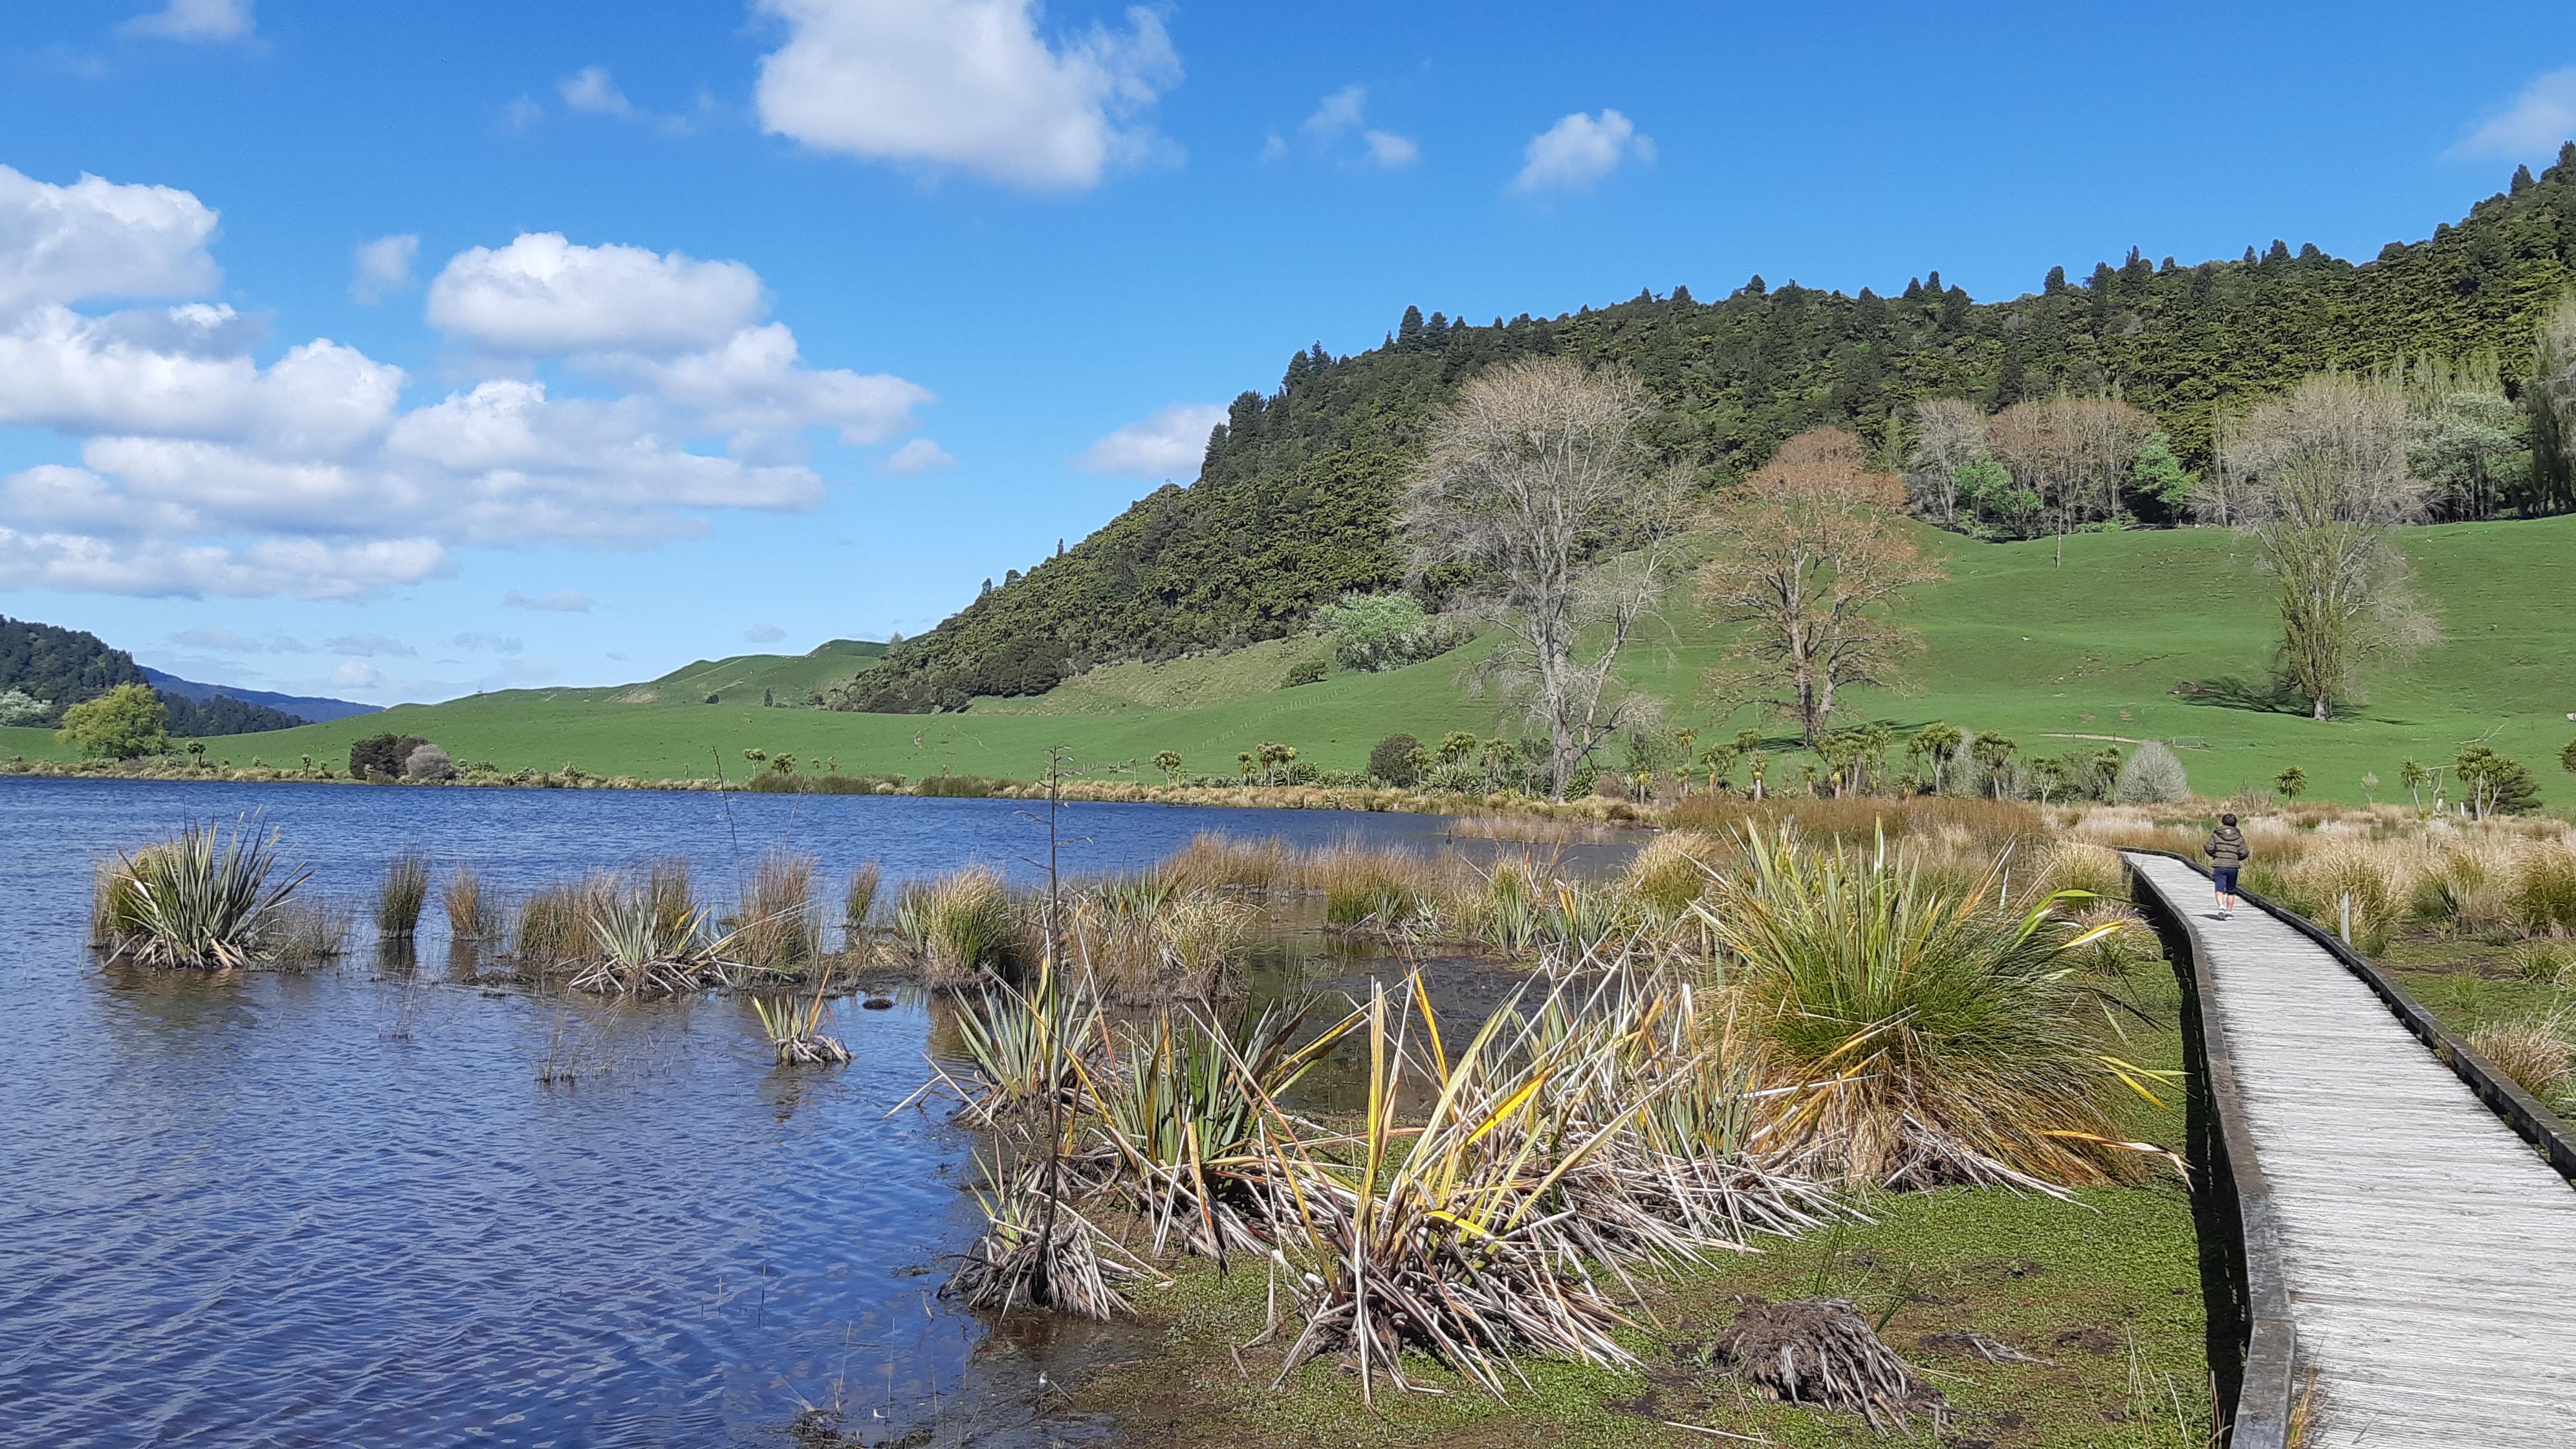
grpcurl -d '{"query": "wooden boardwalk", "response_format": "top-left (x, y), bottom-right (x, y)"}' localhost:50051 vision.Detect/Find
top-left (2126, 852), bottom-right (2576, 1447)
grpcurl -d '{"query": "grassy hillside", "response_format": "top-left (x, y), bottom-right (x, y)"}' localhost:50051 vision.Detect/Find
top-left (6, 521), bottom-right (2569, 805)
top-left (617, 638), bottom-right (885, 705)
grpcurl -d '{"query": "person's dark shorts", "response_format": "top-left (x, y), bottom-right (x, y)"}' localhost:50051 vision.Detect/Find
top-left (2213, 866), bottom-right (2240, 895)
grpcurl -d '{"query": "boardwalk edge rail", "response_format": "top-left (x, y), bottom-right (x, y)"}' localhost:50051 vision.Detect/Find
top-left (2122, 851), bottom-right (2299, 1449)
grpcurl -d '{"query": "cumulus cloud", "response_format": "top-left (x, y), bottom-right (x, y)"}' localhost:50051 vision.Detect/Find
top-left (350, 234), bottom-right (418, 303)
top-left (428, 233), bottom-right (763, 356)
top-left (120, 0), bottom-right (254, 43)
top-left (882, 436), bottom-right (957, 472)
top-left (1296, 84), bottom-right (1417, 169)
top-left (1511, 109), bottom-right (1654, 193)
top-left (753, 0), bottom-right (1181, 191)
top-left (0, 164), bottom-right (220, 314)
top-left (503, 588), bottom-right (593, 612)
top-left (1079, 402), bottom-right (1225, 478)
top-left (559, 65), bottom-right (636, 118)
top-left (0, 175), bottom-right (923, 600)
top-left (331, 659), bottom-right (380, 688)
top-left (2450, 67), bottom-right (2576, 161)
top-left (743, 623), bottom-right (787, 643)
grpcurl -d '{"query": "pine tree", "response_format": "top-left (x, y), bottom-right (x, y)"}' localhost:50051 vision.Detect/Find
top-left (2513, 164), bottom-right (2536, 194)
top-left (2044, 265), bottom-right (2068, 293)
top-left (1397, 305), bottom-right (1424, 348)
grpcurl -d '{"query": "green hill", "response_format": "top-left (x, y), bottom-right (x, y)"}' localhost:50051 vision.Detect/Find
top-left (619, 639), bottom-right (886, 705)
top-left (10, 519), bottom-right (2571, 805)
top-left (844, 146), bottom-right (2576, 712)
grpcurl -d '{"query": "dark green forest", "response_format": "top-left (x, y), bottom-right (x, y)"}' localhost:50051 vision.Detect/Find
top-left (843, 147), bottom-right (2576, 713)
top-left (0, 617), bottom-right (305, 735)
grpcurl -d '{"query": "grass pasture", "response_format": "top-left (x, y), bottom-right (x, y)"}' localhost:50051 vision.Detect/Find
top-left (6, 517), bottom-right (2571, 802)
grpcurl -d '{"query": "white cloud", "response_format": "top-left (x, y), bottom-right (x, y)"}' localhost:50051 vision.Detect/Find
top-left (752, 0), bottom-right (1181, 191)
top-left (504, 588), bottom-right (593, 612)
top-left (0, 528), bottom-right (446, 600)
top-left (0, 176), bottom-right (919, 600)
top-left (615, 322), bottom-right (932, 443)
top-left (501, 95), bottom-right (544, 131)
top-left (2450, 67), bottom-right (2576, 161)
top-left (1511, 109), bottom-right (1654, 193)
top-left (450, 631), bottom-right (524, 654)
top-left (331, 659), bottom-right (380, 688)
top-left (1079, 402), bottom-right (1225, 478)
top-left (882, 437), bottom-right (957, 473)
top-left (168, 626), bottom-right (263, 651)
top-left (428, 233), bottom-right (763, 356)
top-left (121, 0), bottom-right (254, 43)
top-left (1258, 132), bottom-right (1287, 162)
top-left (743, 623), bottom-right (787, 643)
top-left (1364, 131), bottom-right (1419, 168)
top-left (1296, 84), bottom-right (1417, 168)
top-left (325, 631), bottom-right (415, 657)
top-left (0, 164), bottom-right (220, 314)
top-left (350, 234), bottom-right (418, 303)
top-left (559, 65), bottom-right (635, 118)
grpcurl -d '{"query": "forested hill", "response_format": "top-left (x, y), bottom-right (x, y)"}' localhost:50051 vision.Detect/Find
top-left (844, 147), bottom-right (2576, 713)
top-left (0, 616), bottom-right (311, 735)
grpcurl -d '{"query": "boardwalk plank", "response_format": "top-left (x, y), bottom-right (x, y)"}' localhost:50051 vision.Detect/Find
top-left (2126, 853), bottom-right (2576, 1449)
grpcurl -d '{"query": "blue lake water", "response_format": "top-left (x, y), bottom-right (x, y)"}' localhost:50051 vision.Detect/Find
top-left (0, 779), bottom-right (1536, 1448)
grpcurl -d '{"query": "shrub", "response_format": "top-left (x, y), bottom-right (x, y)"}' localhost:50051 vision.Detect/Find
top-left (1710, 829), bottom-right (2146, 1188)
top-left (57, 683), bottom-right (169, 759)
top-left (404, 743), bottom-right (456, 781)
top-left (0, 686), bottom-right (51, 725)
top-left (1366, 733), bottom-right (1423, 785)
top-left (2456, 746), bottom-right (2540, 817)
top-left (1284, 657), bottom-right (1326, 686)
top-left (2113, 741), bottom-right (2190, 803)
top-left (1316, 592), bottom-right (1469, 672)
top-left (349, 734), bottom-right (430, 780)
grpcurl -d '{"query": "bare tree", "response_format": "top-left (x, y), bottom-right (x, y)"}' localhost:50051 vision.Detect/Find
top-left (1904, 397), bottom-right (1989, 527)
top-left (1402, 358), bottom-right (1686, 799)
top-left (2215, 373), bottom-right (2438, 721)
top-left (1701, 427), bottom-right (1947, 747)
top-left (1989, 393), bottom-right (2152, 563)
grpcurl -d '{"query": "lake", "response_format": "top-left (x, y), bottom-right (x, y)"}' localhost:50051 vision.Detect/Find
top-left (0, 779), bottom-right (1592, 1447)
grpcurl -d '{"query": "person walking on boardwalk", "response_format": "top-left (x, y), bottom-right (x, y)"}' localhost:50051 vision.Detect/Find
top-left (2205, 812), bottom-right (2249, 919)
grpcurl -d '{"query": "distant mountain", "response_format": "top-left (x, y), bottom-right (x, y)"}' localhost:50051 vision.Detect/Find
top-left (138, 668), bottom-right (381, 725)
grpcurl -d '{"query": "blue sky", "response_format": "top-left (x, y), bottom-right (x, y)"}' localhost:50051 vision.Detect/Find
top-left (3, 0), bottom-right (2573, 706)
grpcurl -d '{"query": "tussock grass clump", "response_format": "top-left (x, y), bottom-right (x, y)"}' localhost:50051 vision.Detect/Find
top-left (574, 877), bottom-right (746, 995)
top-left (1626, 829), bottom-right (1727, 918)
top-left (1299, 841), bottom-right (1440, 927)
top-left (2509, 845), bottom-right (2576, 936)
top-left (513, 874), bottom-right (616, 967)
top-left (92, 819), bottom-right (311, 970)
top-left (2469, 1011), bottom-right (2576, 1104)
top-left (946, 1168), bottom-right (1142, 1321)
top-left (897, 866), bottom-right (1017, 987)
top-left (375, 852), bottom-right (430, 938)
top-left (1161, 832), bottom-right (1284, 892)
top-left (441, 866), bottom-right (497, 940)
top-left (842, 860), bottom-right (884, 946)
top-left (1707, 828), bottom-right (2154, 1190)
top-left (267, 902), bottom-right (351, 964)
top-left (734, 850), bottom-right (820, 972)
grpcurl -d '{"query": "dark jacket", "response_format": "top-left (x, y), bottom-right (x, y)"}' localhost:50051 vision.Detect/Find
top-left (2205, 825), bottom-right (2250, 867)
